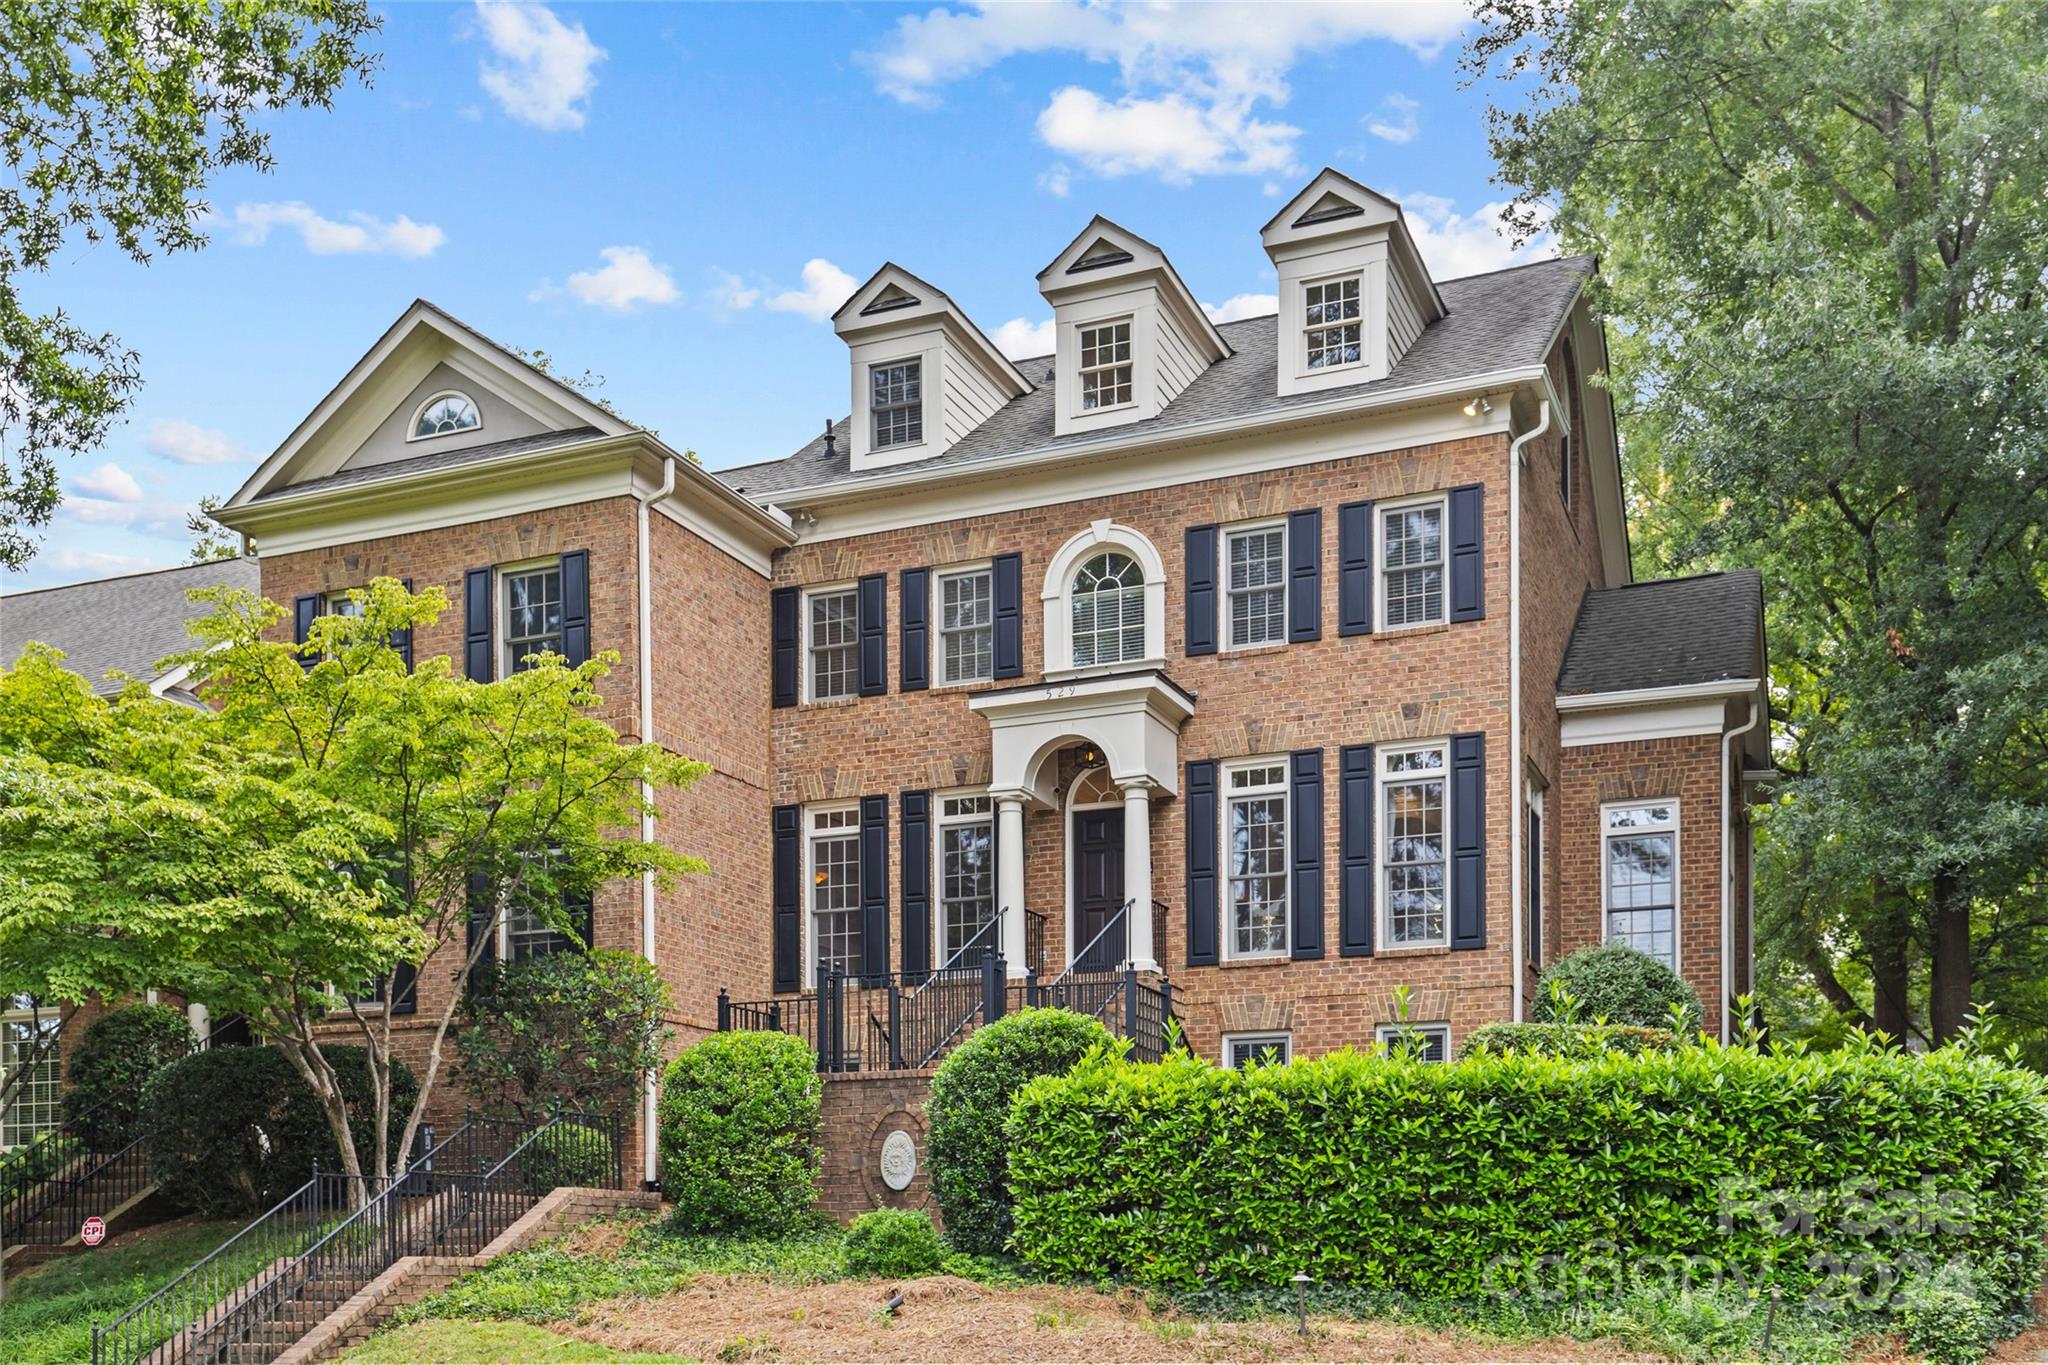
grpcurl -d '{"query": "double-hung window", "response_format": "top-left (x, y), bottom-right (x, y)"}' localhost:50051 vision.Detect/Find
top-left (936, 794), bottom-right (995, 967)
top-left (1379, 497), bottom-right (1446, 629)
top-left (0, 998), bottom-right (61, 1148)
top-left (1224, 1033), bottom-right (1291, 1069)
top-left (1604, 803), bottom-right (1678, 968)
top-left (1071, 552), bottom-right (1145, 667)
top-left (1078, 320), bottom-right (1132, 410)
top-left (1303, 275), bottom-right (1362, 370)
top-left (502, 561), bottom-right (564, 672)
top-left (1223, 524), bottom-right (1286, 649)
top-left (871, 360), bottom-right (922, 449)
top-left (806, 587), bottom-right (858, 701)
top-left (1224, 760), bottom-right (1288, 958)
top-left (1377, 1022), bottom-right (1451, 1062)
top-left (1381, 743), bottom-right (1449, 948)
top-left (808, 806), bottom-right (862, 982)
top-left (936, 567), bottom-right (993, 685)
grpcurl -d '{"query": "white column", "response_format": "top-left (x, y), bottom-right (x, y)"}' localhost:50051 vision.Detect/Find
top-left (997, 795), bottom-right (1028, 977)
top-left (1122, 779), bottom-right (1157, 972)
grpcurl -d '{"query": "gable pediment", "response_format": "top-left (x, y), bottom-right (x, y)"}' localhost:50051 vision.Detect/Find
top-left (860, 282), bottom-right (922, 316)
top-left (1261, 168), bottom-right (1401, 249)
top-left (1294, 191), bottom-right (1367, 228)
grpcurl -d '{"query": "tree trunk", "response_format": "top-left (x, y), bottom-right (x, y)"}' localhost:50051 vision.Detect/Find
top-left (1865, 878), bottom-right (1913, 1044)
top-left (1929, 867), bottom-right (1972, 1043)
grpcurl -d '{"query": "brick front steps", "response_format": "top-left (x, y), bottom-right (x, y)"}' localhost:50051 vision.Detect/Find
top-left (273, 1186), bottom-right (658, 1365)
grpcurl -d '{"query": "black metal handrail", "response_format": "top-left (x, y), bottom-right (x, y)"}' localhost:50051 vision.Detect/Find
top-left (1050, 899), bottom-right (1133, 986)
top-left (914, 910), bottom-right (1004, 992)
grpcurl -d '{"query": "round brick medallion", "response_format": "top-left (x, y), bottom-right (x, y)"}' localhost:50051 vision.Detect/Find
top-left (879, 1129), bottom-right (917, 1191)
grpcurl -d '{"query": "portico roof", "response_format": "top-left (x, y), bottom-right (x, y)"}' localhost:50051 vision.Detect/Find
top-left (966, 669), bottom-right (1195, 806)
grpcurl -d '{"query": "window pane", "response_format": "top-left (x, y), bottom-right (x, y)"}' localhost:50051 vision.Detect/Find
top-left (1606, 830), bottom-right (1676, 967)
top-left (1384, 775), bottom-right (1446, 945)
top-left (1382, 504), bottom-right (1445, 627)
top-left (1226, 528), bottom-right (1286, 647)
top-left (504, 567), bottom-right (564, 670)
top-left (809, 590), bottom-right (858, 700)
top-left (414, 392), bottom-right (480, 438)
top-left (940, 819), bottom-right (994, 964)
top-left (812, 824), bottom-right (862, 979)
top-left (0, 1014), bottom-right (62, 1147)
top-left (1228, 792), bottom-right (1288, 955)
top-left (1303, 278), bottom-right (1363, 369)
top-left (1079, 321), bottom-right (1133, 410)
top-left (871, 361), bottom-right (923, 449)
top-left (939, 570), bottom-right (993, 684)
top-left (1071, 552), bottom-right (1144, 666)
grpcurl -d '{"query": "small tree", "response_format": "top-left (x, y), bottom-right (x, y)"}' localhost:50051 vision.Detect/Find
top-left (457, 948), bottom-right (671, 1124)
top-left (1534, 944), bottom-right (1703, 1032)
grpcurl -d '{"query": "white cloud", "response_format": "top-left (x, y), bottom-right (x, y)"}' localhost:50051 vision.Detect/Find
top-left (73, 462), bottom-right (142, 503)
top-left (1037, 164), bottom-right (1072, 198)
top-left (53, 548), bottom-right (163, 575)
top-left (706, 269), bottom-right (761, 313)
top-left (473, 0), bottom-right (605, 131)
top-left (59, 498), bottom-right (189, 534)
top-left (766, 259), bottom-right (859, 323)
top-left (229, 202), bottom-right (445, 258)
top-left (1398, 192), bottom-right (1556, 280)
top-left (993, 317), bottom-right (1056, 360)
top-left (546, 246), bottom-right (679, 313)
top-left (864, 1), bottom-right (1466, 183)
top-left (1366, 92), bottom-right (1420, 144)
top-left (1203, 293), bottom-right (1278, 324)
top-left (145, 419), bottom-right (251, 466)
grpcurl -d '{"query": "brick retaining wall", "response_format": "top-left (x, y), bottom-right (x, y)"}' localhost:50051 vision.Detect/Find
top-left (816, 1070), bottom-right (937, 1225)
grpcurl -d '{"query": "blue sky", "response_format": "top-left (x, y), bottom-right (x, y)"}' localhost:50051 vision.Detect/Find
top-left (2, 0), bottom-right (1548, 592)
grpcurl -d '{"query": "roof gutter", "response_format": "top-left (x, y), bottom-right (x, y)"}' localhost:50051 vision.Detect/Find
top-left (748, 363), bottom-right (1552, 510)
top-left (1721, 696), bottom-right (1764, 1043)
top-left (1554, 678), bottom-right (1763, 711)
top-left (633, 454), bottom-right (676, 1187)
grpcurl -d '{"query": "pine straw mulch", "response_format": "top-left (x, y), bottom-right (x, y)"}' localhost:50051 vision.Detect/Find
top-left (549, 1273), bottom-right (1662, 1363)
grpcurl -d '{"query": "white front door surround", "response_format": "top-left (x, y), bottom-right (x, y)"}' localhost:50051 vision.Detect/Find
top-left (967, 670), bottom-right (1193, 975)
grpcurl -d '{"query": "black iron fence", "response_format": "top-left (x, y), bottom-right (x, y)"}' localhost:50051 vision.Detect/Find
top-left (2, 1093), bottom-right (154, 1253)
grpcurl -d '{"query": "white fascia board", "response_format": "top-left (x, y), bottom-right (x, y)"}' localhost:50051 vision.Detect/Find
top-left (1554, 678), bottom-right (1763, 711)
top-left (755, 363), bottom-right (1548, 513)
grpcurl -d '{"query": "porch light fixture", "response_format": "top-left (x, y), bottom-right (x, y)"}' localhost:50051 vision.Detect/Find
top-left (1463, 395), bottom-right (1493, 417)
top-left (1076, 743), bottom-right (1103, 767)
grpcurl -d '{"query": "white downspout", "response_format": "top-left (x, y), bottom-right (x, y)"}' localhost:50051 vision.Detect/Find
top-left (1506, 399), bottom-right (1551, 1023)
top-left (1721, 697), bottom-right (1762, 1043)
top-left (634, 455), bottom-right (677, 1186)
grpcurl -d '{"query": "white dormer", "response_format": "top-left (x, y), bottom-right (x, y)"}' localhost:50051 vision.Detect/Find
top-left (1260, 169), bottom-right (1447, 398)
top-left (1036, 217), bottom-right (1230, 438)
top-left (832, 264), bottom-right (1033, 473)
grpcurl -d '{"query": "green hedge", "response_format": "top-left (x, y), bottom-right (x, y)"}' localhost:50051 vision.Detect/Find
top-left (657, 1031), bottom-right (820, 1233)
top-left (1535, 944), bottom-right (1702, 1030)
top-left (63, 1004), bottom-right (195, 1151)
top-left (1006, 1043), bottom-right (2048, 1313)
top-left (1462, 1021), bottom-right (1678, 1057)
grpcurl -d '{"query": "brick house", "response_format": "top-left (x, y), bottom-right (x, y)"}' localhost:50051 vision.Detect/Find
top-left (12, 170), bottom-right (1769, 1181)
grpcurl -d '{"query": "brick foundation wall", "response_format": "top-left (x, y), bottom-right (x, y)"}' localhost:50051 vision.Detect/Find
top-left (816, 1070), bottom-right (937, 1225)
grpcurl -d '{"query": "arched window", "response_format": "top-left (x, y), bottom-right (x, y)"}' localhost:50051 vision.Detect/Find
top-left (410, 391), bottom-right (481, 440)
top-left (1071, 551), bottom-right (1144, 666)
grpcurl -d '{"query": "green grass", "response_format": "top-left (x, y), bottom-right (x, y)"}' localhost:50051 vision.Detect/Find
top-left (345, 1319), bottom-right (687, 1362)
top-left (0, 1218), bottom-right (244, 1365)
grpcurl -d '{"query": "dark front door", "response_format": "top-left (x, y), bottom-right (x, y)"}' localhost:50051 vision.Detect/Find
top-left (1072, 808), bottom-right (1126, 971)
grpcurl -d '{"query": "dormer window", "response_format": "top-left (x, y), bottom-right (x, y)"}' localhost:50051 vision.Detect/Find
top-left (1078, 320), bottom-right (1133, 411)
top-left (870, 360), bottom-right (922, 449)
top-left (1303, 276), bottom-right (1362, 370)
top-left (410, 390), bottom-right (480, 440)
top-left (1071, 551), bottom-right (1145, 666)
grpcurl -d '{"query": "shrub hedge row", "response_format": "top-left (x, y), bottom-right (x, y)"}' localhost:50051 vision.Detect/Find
top-left (1006, 1044), bottom-right (2048, 1313)
top-left (1461, 1021), bottom-right (1678, 1057)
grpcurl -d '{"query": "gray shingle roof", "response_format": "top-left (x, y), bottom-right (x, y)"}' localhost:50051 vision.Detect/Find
top-left (1557, 570), bottom-right (1764, 696)
top-left (715, 254), bottom-right (1595, 500)
top-left (3, 557), bottom-right (262, 694)
top-left (252, 426), bottom-right (605, 503)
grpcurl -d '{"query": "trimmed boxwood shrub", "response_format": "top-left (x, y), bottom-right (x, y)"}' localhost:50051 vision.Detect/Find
top-left (143, 1045), bottom-right (417, 1217)
top-left (522, 1121), bottom-right (616, 1195)
top-left (1462, 1021), bottom-right (1678, 1058)
top-left (925, 1007), bottom-right (1114, 1256)
top-left (1535, 943), bottom-right (1703, 1030)
top-left (843, 1208), bottom-right (944, 1278)
top-left (63, 1003), bottom-right (196, 1150)
top-left (658, 1031), bottom-right (820, 1232)
top-left (1006, 1043), bottom-right (2048, 1316)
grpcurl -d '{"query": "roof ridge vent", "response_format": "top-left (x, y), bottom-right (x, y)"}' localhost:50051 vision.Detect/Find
top-left (1069, 238), bottom-right (1135, 274)
top-left (1293, 192), bottom-right (1366, 228)
top-left (860, 283), bottom-right (921, 316)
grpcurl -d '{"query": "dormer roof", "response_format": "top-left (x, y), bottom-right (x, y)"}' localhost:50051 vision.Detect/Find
top-left (1035, 215), bottom-right (1231, 361)
top-left (831, 262), bottom-right (1034, 398)
top-left (1261, 168), bottom-right (1447, 322)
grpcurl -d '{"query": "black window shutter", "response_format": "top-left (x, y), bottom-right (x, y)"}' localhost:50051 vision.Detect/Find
top-left (859, 794), bottom-right (889, 982)
top-left (1287, 508), bottom-right (1322, 643)
top-left (900, 790), bottom-right (931, 984)
top-left (392, 578), bottom-right (414, 671)
top-left (1448, 484), bottom-right (1485, 623)
top-left (900, 568), bottom-right (930, 692)
top-left (771, 805), bottom-right (801, 991)
top-left (770, 587), bottom-right (799, 708)
top-left (1526, 804), bottom-right (1543, 969)
top-left (464, 871), bottom-right (497, 992)
top-left (1450, 731), bottom-right (1487, 949)
top-left (560, 550), bottom-right (591, 666)
top-left (1289, 749), bottom-right (1324, 959)
top-left (1185, 760), bottom-right (1219, 966)
top-left (992, 552), bottom-right (1023, 679)
top-left (293, 594), bottom-right (320, 670)
top-left (858, 573), bottom-right (887, 697)
top-left (1184, 524), bottom-right (1218, 656)
top-left (1337, 500), bottom-right (1374, 636)
top-left (388, 959), bottom-right (417, 1015)
top-left (1339, 744), bottom-right (1375, 956)
top-left (463, 568), bottom-right (495, 682)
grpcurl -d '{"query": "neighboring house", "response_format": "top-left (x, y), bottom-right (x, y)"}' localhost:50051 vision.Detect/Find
top-left (22, 169), bottom-right (1769, 1178)
top-left (0, 557), bottom-right (260, 704)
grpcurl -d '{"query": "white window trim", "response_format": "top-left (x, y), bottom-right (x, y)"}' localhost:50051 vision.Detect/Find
top-left (803, 803), bottom-right (862, 988)
top-left (932, 789), bottom-right (995, 970)
top-left (1376, 1021), bottom-right (1452, 1062)
top-left (932, 563), bottom-right (995, 687)
top-left (1075, 316), bottom-right (1136, 415)
top-left (1601, 799), bottom-right (1682, 973)
top-left (801, 581), bottom-right (860, 704)
top-left (1378, 739), bottom-right (1452, 951)
top-left (1375, 492), bottom-right (1450, 633)
top-left (497, 555), bottom-right (566, 679)
top-left (0, 999), bottom-right (63, 1148)
top-left (1040, 520), bottom-right (1167, 677)
top-left (1223, 1031), bottom-right (1292, 1068)
top-left (1221, 757), bottom-right (1290, 961)
top-left (868, 356), bottom-right (925, 452)
top-left (1300, 270), bottom-right (1366, 375)
top-left (406, 389), bottom-right (482, 443)
top-left (1219, 518), bottom-right (1289, 652)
